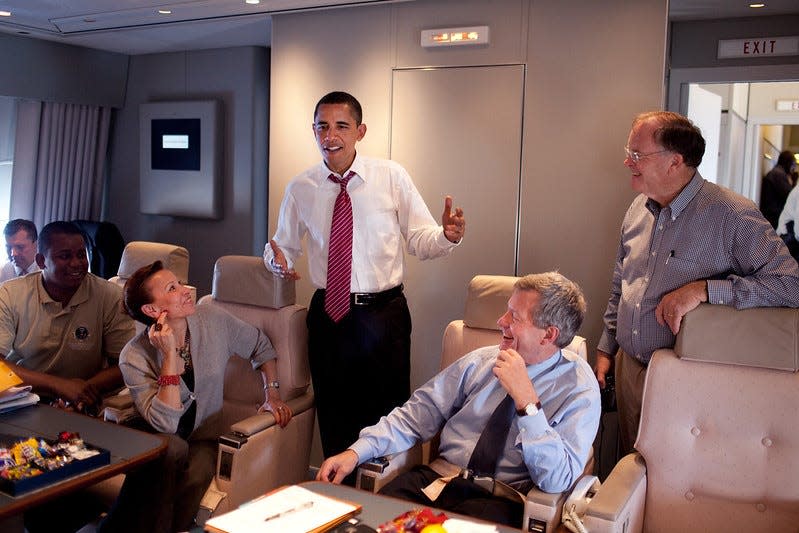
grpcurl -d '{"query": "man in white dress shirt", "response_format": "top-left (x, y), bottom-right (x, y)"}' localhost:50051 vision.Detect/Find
top-left (265, 91), bottom-right (466, 467)
top-left (0, 219), bottom-right (40, 283)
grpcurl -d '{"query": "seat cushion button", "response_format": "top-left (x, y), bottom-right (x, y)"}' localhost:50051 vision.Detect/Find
top-left (690, 426), bottom-right (700, 436)
top-left (684, 491), bottom-right (695, 501)
top-left (761, 437), bottom-right (772, 447)
top-left (756, 503), bottom-right (766, 512)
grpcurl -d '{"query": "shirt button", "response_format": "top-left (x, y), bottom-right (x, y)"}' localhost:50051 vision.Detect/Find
top-left (633, 330), bottom-right (638, 335)
top-left (635, 303), bottom-right (640, 308)
top-left (644, 277), bottom-right (649, 283)
top-left (658, 224), bottom-right (664, 230)
top-left (651, 251), bottom-right (656, 257)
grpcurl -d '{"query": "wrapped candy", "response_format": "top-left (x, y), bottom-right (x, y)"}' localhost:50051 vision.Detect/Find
top-left (377, 508), bottom-right (448, 533)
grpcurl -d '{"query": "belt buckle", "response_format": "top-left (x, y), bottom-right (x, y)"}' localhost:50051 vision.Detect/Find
top-left (473, 475), bottom-right (495, 493)
top-left (353, 293), bottom-right (368, 306)
top-left (459, 468), bottom-right (475, 481)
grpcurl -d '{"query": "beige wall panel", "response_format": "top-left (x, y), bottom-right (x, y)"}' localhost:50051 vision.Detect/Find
top-left (519, 0), bottom-right (667, 358)
top-left (392, 65), bottom-right (524, 389)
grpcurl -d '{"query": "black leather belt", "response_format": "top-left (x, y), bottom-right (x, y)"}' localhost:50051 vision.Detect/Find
top-left (350, 284), bottom-right (403, 306)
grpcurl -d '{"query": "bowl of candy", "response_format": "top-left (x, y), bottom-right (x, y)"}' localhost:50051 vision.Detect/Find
top-left (0, 431), bottom-right (110, 495)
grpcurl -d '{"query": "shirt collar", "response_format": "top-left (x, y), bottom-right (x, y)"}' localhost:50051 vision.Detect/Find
top-left (644, 171), bottom-right (704, 220)
top-left (668, 171), bottom-right (704, 219)
top-left (319, 153), bottom-right (365, 183)
top-left (37, 273), bottom-right (91, 307)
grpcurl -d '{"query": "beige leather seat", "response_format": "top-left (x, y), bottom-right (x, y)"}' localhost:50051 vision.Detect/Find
top-left (196, 255), bottom-right (314, 518)
top-left (579, 304), bottom-right (799, 533)
top-left (109, 240), bottom-right (196, 306)
top-left (356, 275), bottom-right (590, 533)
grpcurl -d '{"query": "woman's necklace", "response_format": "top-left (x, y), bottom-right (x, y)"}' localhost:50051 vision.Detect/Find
top-left (176, 326), bottom-right (192, 370)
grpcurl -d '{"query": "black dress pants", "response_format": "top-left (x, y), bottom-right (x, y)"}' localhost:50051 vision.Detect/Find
top-left (379, 465), bottom-right (524, 528)
top-left (308, 288), bottom-right (412, 460)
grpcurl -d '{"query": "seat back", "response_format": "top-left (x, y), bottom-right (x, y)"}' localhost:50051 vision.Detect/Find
top-left (197, 255), bottom-right (309, 428)
top-left (638, 304), bottom-right (799, 532)
top-left (441, 275), bottom-right (587, 371)
top-left (109, 241), bottom-right (196, 334)
top-left (72, 219), bottom-right (125, 279)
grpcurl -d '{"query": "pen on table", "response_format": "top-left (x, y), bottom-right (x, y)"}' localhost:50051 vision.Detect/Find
top-left (666, 250), bottom-right (674, 264)
top-left (263, 500), bottom-right (314, 521)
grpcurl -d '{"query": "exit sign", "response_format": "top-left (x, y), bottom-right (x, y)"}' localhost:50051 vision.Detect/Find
top-left (718, 36), bottom-right (799, 59)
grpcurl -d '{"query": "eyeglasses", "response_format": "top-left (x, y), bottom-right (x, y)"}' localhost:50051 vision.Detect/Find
top-left (624, 146), bottom-right (669, 164)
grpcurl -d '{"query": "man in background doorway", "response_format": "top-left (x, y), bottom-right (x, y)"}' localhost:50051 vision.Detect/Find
top-left (265, 91), bottom-right (466, 468)
top-left (0, 219), bottom-right (40, 283)
top-left (777, 183), bottom-right (799, 262)
top-left (594, 112), bottom-right (799, 456)
top-left (760, 150), bottom-right (796, 229)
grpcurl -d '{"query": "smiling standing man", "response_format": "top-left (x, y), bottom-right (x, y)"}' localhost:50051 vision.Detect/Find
top-left (265, 91), bottom-right (466, 466)
top-left (0, 221), bottom-right (135, 413)
top-left (594, 111), bottom-right (799, 456)
top-left (0, 219), bottom-right (40, 283)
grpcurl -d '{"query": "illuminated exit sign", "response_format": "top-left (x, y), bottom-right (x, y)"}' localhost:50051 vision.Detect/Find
top-left (421, 26), bottom-right (489, 47)
top-left (718, 36), bottom-right (799, 58)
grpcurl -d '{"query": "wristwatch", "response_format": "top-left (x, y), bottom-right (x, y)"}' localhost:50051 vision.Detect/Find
top-left (516, 401), bottom-right (542, 417)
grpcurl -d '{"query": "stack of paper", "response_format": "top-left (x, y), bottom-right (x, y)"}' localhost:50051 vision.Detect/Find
top-left (0, 385), bottom-right (39, 414)
top-left (205, 485), bottom-right (361, 533)
top-left (102, 388), bottom-right (138, 424)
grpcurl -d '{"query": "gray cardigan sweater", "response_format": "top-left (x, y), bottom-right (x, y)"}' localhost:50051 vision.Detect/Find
top-left (120, 304), bottom-right (276, 440)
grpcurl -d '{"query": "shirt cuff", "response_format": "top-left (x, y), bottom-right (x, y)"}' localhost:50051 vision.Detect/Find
top-left (514, 409), bottom-right (551, 443)
top-left (706, 279), bottom-right (733, 306)
top-left (597, 332), bottom-right (618, 357)
top-left (348, 439), bottom-right (373, 464)
top-left (437, 230), bottom-right (460, 248)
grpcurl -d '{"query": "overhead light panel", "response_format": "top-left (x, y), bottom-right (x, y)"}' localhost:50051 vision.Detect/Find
top-left (749, 3), bottom-right (765, 8)
top-left (158, 9), bottom-right (172, 15)
top-left (0, 11), bottom-right (11, 17)
top-left (421, 26), bottom-right (489, 48)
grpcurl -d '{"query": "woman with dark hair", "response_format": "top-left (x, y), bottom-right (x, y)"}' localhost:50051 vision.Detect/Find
top-left (103, 260), bottom-right (291, 533)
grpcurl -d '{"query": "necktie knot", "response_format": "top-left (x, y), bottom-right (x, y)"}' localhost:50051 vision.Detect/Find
top-left (328, 171), bottom-right (354, 190)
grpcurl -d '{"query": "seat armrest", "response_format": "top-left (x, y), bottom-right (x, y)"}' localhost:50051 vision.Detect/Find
top-left (228, 394), bottom-right (314, 437)
top-left (582, 452), bottom-right (647, 533)
top-left (523, 486), bottom-right (568, 533)
top-left (356, 444), bottom-right (424, 493)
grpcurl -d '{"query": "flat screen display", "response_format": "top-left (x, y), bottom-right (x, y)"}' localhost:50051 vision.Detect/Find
top-left (151, 118), bottom-right (201, 171)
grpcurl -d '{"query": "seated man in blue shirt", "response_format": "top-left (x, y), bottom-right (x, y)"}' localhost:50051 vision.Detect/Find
top-left (317, 272), bottom-right (600, 527)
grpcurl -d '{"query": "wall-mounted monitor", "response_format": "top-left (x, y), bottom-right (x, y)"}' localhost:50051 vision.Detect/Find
top-left (139, 100), bottom-right (222, 219)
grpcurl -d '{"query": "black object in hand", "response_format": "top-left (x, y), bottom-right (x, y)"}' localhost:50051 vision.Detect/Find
top-left (601, 372), bottom-right (617, 413)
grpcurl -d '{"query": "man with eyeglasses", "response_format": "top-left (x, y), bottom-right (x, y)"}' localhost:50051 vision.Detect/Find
top-left (594, 111), bottom-right (799, 456)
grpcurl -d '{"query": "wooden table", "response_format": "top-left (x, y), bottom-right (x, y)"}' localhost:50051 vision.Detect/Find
top-left (302, 480), bottom-right (523, 532)
top-left (0, 404), bottom-right (165, 518)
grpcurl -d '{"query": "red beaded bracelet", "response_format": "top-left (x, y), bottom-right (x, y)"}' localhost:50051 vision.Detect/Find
top-left (157, 374), bottom-right (181, 386)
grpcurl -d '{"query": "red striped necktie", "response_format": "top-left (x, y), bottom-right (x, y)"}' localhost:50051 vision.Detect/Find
top-left (325, 172), bottom-right (355, 322)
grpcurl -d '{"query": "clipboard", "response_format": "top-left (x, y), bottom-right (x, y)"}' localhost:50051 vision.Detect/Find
top-left (204, 484), bottom-right (362, 533)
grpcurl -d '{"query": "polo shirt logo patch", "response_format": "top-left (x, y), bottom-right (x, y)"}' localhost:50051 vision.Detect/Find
top-left (68, 325), bottom-right (92, 351)
top-left (73, 326), bottom-right (91, 344)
